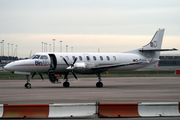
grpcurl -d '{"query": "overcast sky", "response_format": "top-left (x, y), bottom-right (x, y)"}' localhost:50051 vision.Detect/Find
top-left (0, 0), bottom-right (180, 57)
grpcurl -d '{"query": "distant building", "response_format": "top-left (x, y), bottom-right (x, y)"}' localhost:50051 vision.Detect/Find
top-left (0, 56), bottom-right (18, 67)
top-left (159, 54), bottom-right (180, 66)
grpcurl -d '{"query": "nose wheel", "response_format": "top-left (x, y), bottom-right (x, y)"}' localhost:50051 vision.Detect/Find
top-left (96, 73), bottom-right (103, 88)
top-left (63, 73), bottom-right (70, 87)
top-left (25, 83), bottom-right (31, 89)
top-left (25, 75), bottom-right (31, 89)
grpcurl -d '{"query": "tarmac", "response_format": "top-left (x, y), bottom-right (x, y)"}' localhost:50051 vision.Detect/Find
top-left (0, 77), bottom-right (180, 119)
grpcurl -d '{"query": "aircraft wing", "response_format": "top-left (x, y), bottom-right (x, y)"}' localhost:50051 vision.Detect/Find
top-left (91, 62), bottom-right (142, 70)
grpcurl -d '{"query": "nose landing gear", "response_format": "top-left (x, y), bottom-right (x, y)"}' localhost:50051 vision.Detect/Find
top-left (25, 75), bottom-right (31, 89)
top-left (96, 73), bottom-right (103, 88)
top-left (63, 73), bottom-right (70, 87)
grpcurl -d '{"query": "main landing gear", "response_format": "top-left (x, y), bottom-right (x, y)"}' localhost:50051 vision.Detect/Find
top-left (63, 73), bottom-right (70, 87)
top-left (96, 73), bottom-right (103, 88)
top-left (62, 73), bottom-right (103, 88)
top-left (25, 75), bottom-right (31, 89)
top-left (63, 81), bottom-right (70, 87)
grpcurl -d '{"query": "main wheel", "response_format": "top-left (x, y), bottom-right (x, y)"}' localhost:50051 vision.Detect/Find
top-left (63, 82), bottom-right (70, 87)
top-left (25, 83), bottom-right (31, 89)
top-left (96, 82), bottom-right (103, 88)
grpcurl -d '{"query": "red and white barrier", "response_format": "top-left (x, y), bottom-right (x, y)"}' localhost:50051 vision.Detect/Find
top-left (48, 103), bottom-right (96, 118)
top-left (0, 103), bottom-right (96, 118)
top-left (138, 102), bottom-right (180, 117)
top-left (0, 102), bottom-right (180, 118)
top-left (1, 104), bottom-right (49, 118)
top-left (98, 103), bottom-right (140, 117)
top-left (0, 104), bottom-right (3, 117)
top-left (98, 102), bottom-right (180, 118)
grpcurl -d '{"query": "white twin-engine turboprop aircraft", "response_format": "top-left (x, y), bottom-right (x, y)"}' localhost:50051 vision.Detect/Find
top-left (4, 29), bottom-right (177, 88)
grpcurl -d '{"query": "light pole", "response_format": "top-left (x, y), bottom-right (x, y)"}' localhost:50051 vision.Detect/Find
top-left (8, 43), bottom-right (9, 60)
top-left (0, 42), bottom-right (2, 56)
top-left (66, 45), bottom-right (68, 53)
top-left (46, 43), bottom-right (47, 52)
top-left (44, 43), bottom-right (46, 52)
top-left (53, 39), bottom-right (55, 52)
top-left (49, 44), bottom-right (51, 52)
top-left (11, 44), bottom-right (13, 60)
top-left (42, 42), bottom-right (43, 52)
top-left (71, 47), bottom-right (73, 52)
top-left (2, 40), bottom-right (4, 56)
top-left (60, 41), bottom-right (62, 52)
top-left (46, 43), bottom-right (48, 52)
top-left (16, 45), bottom-right (17, 58)
top-left (11, 44), bottom-right (13, 56)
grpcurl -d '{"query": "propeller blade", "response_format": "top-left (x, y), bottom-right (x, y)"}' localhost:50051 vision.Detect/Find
top-left (63, 57), bottom-right (78, 80)
top-left (71, 71), bottom-right (77, 80)
top-left (72, 57), bottom-right (78, 67)
top-left (63, 57), bottom-right (69, 66)
top-left (31, 72), bottom-right (36, 79)
top-left (39, 72), bottom-right (44, 80)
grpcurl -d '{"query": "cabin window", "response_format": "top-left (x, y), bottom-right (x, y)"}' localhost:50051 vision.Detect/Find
top-left (79, 56), bottom-right (82, 61)
top-left (32, 55), bottom-right (40, 59)
top-left (93, 56), bottom-right (96, 61)
top-left (65, 56), bottom-right (69, 61)
top-left (72, 56), bottom-right (76, 60)
top-left (86, 56), bottom-right (90, 61)
top-left (40, 55), bottom-right (48, 59)
top-left (60, 56), bottom-right (63, 60)
top-left (113, 56), bottom-right (116, 61)
top-left (100, 56), bottom-right (103, 61)
top-left (106, 56), bottom-right (110, 61)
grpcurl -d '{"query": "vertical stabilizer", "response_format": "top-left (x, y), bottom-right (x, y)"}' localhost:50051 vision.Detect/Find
top-left (125, 29), bottom-right (165, 58)
top-left (142, 29), bottom-right (165, 50)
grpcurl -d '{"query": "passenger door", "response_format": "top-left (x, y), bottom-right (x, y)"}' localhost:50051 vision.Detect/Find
top-left (48, 54), bottom-right (57, 70)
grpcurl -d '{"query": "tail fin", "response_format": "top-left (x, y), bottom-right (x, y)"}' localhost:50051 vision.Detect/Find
top-left (139, 29), bottom-right (177, 58)
top-left (125, 28), bottom-right (177, 59)
top-left (140, 29), bottom-right (164, 59)
top-left (125, 28), bottom-right (177, 68)
top-left (125, 29), bottom-right (165, 58)
top-left (142, 29), bottom-right (164, 50)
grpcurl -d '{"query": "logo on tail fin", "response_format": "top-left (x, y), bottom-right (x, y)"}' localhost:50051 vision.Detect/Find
top-left (150, 41), bottom-right (157, 48)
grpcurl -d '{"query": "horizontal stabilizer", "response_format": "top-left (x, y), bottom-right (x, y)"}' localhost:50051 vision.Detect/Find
top-left (139, 48), bottom-right (177, 52)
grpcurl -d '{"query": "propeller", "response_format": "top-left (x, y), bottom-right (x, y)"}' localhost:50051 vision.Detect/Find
top-left (63, 57), bottom-right (78, 80)
top-left (31, 72), bottom-right (44, 81)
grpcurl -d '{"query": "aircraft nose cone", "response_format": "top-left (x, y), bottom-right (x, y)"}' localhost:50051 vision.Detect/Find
top-left (4, 64), bottom-right (10, 71)
top-left (4, 62), bottom-right (14, 71)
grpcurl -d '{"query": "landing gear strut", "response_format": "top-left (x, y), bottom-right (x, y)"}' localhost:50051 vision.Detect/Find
top-left (63, 73), bottom-right (70, 87)
top-left (25, 75), bottom-right (31, 89)
top-left (96, 73), bottom-right (103, 88)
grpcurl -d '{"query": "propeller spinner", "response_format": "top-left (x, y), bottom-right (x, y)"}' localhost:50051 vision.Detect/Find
top-left (63, 57), bottom-right (78, 80)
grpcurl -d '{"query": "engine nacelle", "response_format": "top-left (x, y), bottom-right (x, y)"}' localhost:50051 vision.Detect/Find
top-left (73, 62), bottom-right (105, 74)
top-left (74, 62), bottom-right (97, 68)
top-left (73, 62), bottom-right (101, 74)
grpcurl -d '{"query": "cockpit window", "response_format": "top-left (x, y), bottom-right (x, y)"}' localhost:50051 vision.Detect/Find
top-left (32, 55), bottom-right (40, 59)
top-left (29, 54), bottom-right (36, 59)
top-left (40, 55), bottom-right (48, 59)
